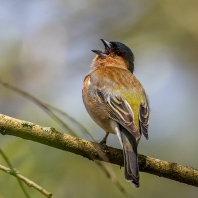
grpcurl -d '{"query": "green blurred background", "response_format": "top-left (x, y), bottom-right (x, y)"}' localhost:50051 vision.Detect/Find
top-left (1, 0), bottom-right (198, 197)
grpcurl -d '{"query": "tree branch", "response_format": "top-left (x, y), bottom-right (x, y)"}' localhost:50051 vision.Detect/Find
top-left (0, 113), bottom-right (198, 187)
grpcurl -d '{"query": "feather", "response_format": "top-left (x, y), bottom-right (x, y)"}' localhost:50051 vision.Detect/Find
top-left (115, 124), bottom-right (139, 188)
top-left (97, 89), bottom-right (141, 140)
top-left (139, 103), bottom-right (149, 139)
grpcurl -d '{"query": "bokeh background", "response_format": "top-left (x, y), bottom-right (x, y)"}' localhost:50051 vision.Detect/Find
top-left (1, 0), bottom-right (198, 197)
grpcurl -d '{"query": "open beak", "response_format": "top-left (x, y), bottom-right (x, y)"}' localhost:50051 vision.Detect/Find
top-left (92, 39), bottom-right (111, 57)
top-left (101, 39), bottom-right (111, 50)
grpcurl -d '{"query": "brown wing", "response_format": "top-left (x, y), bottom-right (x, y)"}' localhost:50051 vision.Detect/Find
top-left (139, 102), bottom-right (149, 140)
top-left (97, 90), bottom-right (141, 140)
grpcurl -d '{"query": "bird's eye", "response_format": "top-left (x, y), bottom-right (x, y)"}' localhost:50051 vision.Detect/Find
top-left (116, 51), bottom-right (122, 56)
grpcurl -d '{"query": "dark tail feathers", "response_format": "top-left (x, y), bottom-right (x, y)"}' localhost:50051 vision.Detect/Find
top-left (119, 125), bottom-right (139, 188)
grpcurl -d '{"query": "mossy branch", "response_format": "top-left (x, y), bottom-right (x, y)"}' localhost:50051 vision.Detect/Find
top-left (0, 113), bottom-right (198, 187)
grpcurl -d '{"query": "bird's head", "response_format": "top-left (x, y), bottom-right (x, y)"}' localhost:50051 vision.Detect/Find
top-left (92, 39), bottom-right (134, 73)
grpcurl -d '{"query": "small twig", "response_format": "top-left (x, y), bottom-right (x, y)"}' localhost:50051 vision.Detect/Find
top-left (0, 148), bottom-right (31, 198)
top-left (0, 149), bottom-right (13, 168)
top-left (95, 161), bottom-right (133, 198)
top-left (0, 79), bottom-right (75, 136)
top-left (45, 103), bottom-right (95, 140)
top-left (0, 164), bottom-right (53, 198)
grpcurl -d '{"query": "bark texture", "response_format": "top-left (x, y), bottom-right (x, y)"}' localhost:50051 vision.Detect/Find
top-left (0, 113), bottom-right (198, 187)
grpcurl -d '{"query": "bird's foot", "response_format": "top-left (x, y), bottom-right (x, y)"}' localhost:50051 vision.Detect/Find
top-left (99, 139), bottom-right (110, 153)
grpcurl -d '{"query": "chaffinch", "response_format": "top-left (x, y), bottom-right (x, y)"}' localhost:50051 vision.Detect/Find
top-left (82, 39), bottom-right (150, 188)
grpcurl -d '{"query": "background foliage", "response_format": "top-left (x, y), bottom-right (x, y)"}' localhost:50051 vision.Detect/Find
top-left (0, 0), bottom-right (198, 197)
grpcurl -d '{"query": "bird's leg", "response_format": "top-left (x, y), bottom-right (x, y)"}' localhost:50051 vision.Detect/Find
top-left (100, 132), bottom-right (109, 145)
top-left (100, 132), bottom-right (110, 153)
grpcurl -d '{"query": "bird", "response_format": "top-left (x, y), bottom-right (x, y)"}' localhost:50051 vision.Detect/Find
top-left (82, 39), bottom-right (149, 188)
